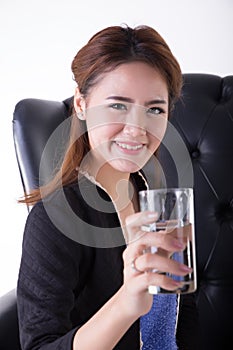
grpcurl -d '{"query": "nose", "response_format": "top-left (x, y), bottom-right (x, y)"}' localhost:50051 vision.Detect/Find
top-left (123, 106), bottom-right (146, 137)
top-left (123, 123), bottom-right (146, 137)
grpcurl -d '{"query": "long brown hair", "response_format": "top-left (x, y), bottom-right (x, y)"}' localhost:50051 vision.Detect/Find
top-left (20, 24), bottom-right (182, 205)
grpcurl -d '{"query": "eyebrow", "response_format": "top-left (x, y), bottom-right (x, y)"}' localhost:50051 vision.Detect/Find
top-left (106, 95), bottom-right (167, 105)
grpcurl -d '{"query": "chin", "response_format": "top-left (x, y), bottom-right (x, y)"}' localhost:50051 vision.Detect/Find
top-left (109, 159), bottom-right (143, 173)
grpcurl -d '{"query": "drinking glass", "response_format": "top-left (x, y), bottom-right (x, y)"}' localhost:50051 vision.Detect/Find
top-left (139, 188), bottom-right (197, 294)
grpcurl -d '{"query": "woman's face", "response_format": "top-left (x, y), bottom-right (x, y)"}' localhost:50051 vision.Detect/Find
top-left (75, 61), bottom-right (169, 174)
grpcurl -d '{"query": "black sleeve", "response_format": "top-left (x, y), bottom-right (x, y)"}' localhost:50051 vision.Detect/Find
top-left (17, 201), bottom-right (90, 350)
top-left (176, 293), bottom-right (200, 350)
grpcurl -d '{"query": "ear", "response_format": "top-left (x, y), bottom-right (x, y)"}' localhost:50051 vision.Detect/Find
top-left (74, 87), bottom-right (86, 120)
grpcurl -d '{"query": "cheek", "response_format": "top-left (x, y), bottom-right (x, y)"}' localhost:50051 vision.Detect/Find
top-left (147, 134), bottom-right (163, 154)
top-left (87, 124), bottom-right (121, 149)
top-left (147, 117), bottom-right (168, 148)
top-left (147, 116), bottom-right (168, 137)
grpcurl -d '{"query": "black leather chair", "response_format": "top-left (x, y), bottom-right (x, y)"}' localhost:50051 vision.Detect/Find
top-left (1, 73), bottom-right (233, 350)
top-left (0, 289), bottom-right (20, 350)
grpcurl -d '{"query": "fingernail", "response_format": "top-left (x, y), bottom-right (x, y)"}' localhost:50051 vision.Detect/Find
top-left (172, 280), bottom-right (184, 287)
top-left (147, 212), bottom-right (158, 219)
top-left (180, 265), bottom-right (193, 273)
top-left (173, 240), bottom-right (185, 249)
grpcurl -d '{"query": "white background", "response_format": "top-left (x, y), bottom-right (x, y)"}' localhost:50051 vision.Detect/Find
top-left (0, 0), bottom-right (232, 296)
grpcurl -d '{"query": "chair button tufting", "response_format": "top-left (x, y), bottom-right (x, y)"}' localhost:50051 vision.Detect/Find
top-left (191, 150), bottom-right (200, 159)
top-left (220, 80), bottom-right (233, 103)
top-left (215, 201), bottom-right (233, 225)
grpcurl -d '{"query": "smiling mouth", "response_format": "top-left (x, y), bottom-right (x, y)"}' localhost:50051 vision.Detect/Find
top-left (115, 141), bottom-right (144, 151)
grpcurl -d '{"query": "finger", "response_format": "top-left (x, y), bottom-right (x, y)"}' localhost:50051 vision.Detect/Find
top-left (127, 229), bottom-right (186, 253)
top-left (127, 270), bottom-right (184, 294)
top-left (125, 211), bottom-right (158, 243)
top-left (123, 231), bottom-right (186, 274)
top-left (135, 252), bottom-right (192, 276)
top-left (125, 211), bottom-right (158, 227)
top-left (140, 271), bottom-right (185, 292)
top-left (160, 223), bottom-right (192, 243)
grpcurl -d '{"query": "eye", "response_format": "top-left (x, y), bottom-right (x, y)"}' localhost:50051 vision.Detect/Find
top-left (108, 103), bottom-right (127, 111)
top-left (147, 106), bottom-right (165, 115)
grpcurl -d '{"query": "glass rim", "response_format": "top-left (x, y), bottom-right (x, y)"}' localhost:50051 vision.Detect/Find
top-left (139, 187), bottom-right (193, 195)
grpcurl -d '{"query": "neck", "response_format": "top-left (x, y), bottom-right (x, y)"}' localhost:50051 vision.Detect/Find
top-left (95, 163), bottom-right (137, 237)
top-left (80, 152), bottom-right (139, 217)
top-left (96, 163), bottom-right (130, 202)
top-left (81, 159), bottom-right (139, 239)
top-left (83, 157), bottom-right (135, 211)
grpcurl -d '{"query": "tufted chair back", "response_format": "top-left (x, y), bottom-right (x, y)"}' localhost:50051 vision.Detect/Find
top-left (0, 73), bottom-right (232, 350)
top-left (158, 74), bottom-right (233, 349)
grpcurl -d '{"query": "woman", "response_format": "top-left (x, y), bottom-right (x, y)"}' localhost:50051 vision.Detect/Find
top-left (17, 25), bottom-right (198, 349)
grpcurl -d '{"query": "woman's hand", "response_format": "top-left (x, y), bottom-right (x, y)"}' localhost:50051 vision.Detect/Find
top-left (120, 211), bottom-right (192, 318)
top-left (73, 211), bottom-right (192, 350)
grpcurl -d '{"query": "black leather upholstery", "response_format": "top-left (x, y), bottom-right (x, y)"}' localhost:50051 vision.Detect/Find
top-left (1, 73), bottom-right (233, 350)
top-left (13, 97), bottom-right (73, 194)
top-left (158, 74), bottom-right (233, 349)
top-left (0, 289), bottom-right (20, 350)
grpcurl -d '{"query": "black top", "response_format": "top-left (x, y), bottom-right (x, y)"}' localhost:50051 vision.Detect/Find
top-left (17, 173), bottom-right (198, 350)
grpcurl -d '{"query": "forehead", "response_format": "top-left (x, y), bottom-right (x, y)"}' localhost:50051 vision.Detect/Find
top-left (88, 61), bottom-right (168, 103)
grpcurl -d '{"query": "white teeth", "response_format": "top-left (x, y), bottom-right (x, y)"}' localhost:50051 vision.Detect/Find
top-left (116, 142), bottom-right (143, 150)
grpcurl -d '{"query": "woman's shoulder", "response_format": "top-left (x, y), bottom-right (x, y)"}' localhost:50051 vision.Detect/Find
top-left (23, 182), bottom-right (91, 251)
top-left (29, 181), bottom-right (83, 218)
